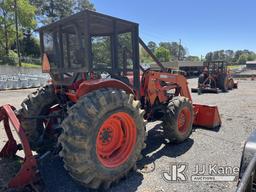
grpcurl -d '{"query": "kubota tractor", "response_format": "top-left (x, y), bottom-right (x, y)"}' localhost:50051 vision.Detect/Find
top-left (191, 60), bottom-right (238, 94)
top-left (0, 10), bottom-right (221, 190)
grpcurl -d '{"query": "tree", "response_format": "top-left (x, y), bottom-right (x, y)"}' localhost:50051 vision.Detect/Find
top-left (11, 30), bottom-right (40, 57)
top-left (247, 53), bottom-right (256, 61)
top-left (140, 45), bottom-right (153, 63)
top-left (31, 0), bottom-right (95, 24)
top-left (147, 41), bottom-right (157, 53)
top-left (0, 1), bottom-right (15, 55)
top-left (205, 52), bottom-right (213, 61)
top-left (155, 46), bottom-right (170, 62)
top-left (205, 49), bottom-right (256, 63)
top-left (238, 53), bottom-right (248, 64)
top-left (73, 0), bottom-right (95, 12)
top-left (224, 50), bottom-right (234, 62)
top-left (159, 41), bottom-right (186, 60)
top-left (0, 0), bottom-right (36, 55)
top-left (30, 0), bottom-right (73, 24)
top-left (186, 55), bottom-right (200, 62)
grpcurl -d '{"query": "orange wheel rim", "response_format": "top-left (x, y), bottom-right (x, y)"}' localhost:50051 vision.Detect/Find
top-left (96, 112), bottom-right (137, 168)
top-left (177, 107), bottom-right (191, 134)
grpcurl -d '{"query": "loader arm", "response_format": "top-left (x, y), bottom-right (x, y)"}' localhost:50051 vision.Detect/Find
top-left (142, 70), bottom-right (192, 105)
top-left (142, 70), bottom-right (221, 129)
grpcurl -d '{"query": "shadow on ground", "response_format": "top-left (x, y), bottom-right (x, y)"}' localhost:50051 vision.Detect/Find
top-left (6, 123), bottom-right (194, 192)
top-left (137, 124), bottom-right (194, 171)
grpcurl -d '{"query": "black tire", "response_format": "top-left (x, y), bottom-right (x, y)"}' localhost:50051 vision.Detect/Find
top-left (18, 85), bottom-right (58, 150)
top-left (162, 97), bottom-right (193, 143)
top-left (198, 74), bottom-right (205, 87)
top-left (217, 74), bottom-right (228, 92)
top-left (228, 78), bottom-right (234, 90)
top-left (198, 74), bottom-right (205, 95)
top-left (59, 88), bottom-right (146, 189)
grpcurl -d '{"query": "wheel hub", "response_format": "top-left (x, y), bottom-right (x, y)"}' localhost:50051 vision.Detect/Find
top-left (96, 112), bottom-right (137, 168)
top-left (99, 128), bottom-right (113, 144)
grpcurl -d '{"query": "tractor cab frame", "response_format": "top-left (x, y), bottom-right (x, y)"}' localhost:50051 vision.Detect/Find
top-left (203, 60), bottom-right (227, 75)
top-left (39, 10), bottom-right (140, 94)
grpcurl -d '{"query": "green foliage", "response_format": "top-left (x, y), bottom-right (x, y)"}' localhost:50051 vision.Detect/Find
top-left (247, 53), bottom-right (256, 61)
top-left (159, 41), bottom-right (186, 60)
top-left (186, 55), bottom-right (200, 62)
top-left (0, 50), bottom-right (18, 65)
top-left (91, 36), bottom-right (111, 67)
top-left (140, 46), bottom-right (154, 64)
top-left (21, 62), bottom-right (41, 68)
top-left (31, 0), bottom-right (95, 24)
top-left (238, 53), bottom-right (248, 64)
top-left (205, 49), bottom-right (256, 64)
top-left (9, 49), bottom-right (18, 58)
top-left (0, 0), bottom-right (36, 56)
top-left (155, 46), bottom-right (171, 62)
top-left (140, 41), bottom-right (187, 63)
top-left (73, 0), bottom-right (95, 12)
top-left (17, 0), bottom-right (36, 28)
top-left (31, 0), bottom-right (73, 24)
top-left (117, 32), bottom-right (133, 69)
top-left (0, 0), bottom-right (95, 62)
top-left (20, 31), bottom-right (40, 57)
top-left (147, 41), bottom-right (157, 53)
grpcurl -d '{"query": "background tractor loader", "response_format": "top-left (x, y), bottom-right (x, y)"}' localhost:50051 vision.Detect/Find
top-left (0, 10), bottom-right (221, 190)
top-left (191, 60), bottom-right (238, 94)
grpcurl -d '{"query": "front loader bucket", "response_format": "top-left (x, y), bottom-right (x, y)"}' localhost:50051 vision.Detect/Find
top-left (193, 104), bottom-right (221, 129)
top-left (0, 105), bottom-right (37, 188)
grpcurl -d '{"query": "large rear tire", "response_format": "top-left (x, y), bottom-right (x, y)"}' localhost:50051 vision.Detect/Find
top-left (59, 88), bottom-right (146, 189)
top-left (18, 85), bottom-right (58, 150)
top-left (217, 74), bottom-right (228, 92)
top-left (162, 97), bottom-right (193, 143)
top-left (197, 74), bottom-right (205, 95)
top-left (198, 74), bottom-right (205, 87)
top-left (228, 78), bottom-right (234, 90)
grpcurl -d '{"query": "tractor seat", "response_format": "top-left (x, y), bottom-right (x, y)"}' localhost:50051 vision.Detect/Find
top-left (113, 76), bottom-right (131, 86)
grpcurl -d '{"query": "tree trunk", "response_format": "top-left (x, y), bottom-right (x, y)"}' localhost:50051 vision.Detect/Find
top-left (3, 10), bottom-right (9, 56)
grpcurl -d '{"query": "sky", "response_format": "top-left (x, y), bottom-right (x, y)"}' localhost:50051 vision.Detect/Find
top-left (91, 0), bottom-right (256, 57)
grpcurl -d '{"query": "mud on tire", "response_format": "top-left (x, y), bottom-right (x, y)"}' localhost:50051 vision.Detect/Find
top-left (59, 88), bottom-right (146, 189)
top-left (18, 85), bottom-right (58, 150)
top-left (162, 96), bottom-right (193, 143)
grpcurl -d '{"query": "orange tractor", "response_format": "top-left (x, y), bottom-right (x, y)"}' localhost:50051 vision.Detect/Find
top-left (191, 60), bottom-right (238, 94)
top-left (0, 10), bottom-right (221, 190)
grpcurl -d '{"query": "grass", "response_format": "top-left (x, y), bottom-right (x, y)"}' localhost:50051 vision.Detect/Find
top-left (21, 62), bottom-right (41, 68)
top-left (227, 65), bottom-right (246, 70)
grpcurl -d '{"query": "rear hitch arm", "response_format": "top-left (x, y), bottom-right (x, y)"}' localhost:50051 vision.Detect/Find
top-left (0, 104), bottom-right (38, 188)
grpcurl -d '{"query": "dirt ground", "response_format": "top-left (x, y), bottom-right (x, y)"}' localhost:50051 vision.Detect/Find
top-left (0, 78), bottom-right (256, 192)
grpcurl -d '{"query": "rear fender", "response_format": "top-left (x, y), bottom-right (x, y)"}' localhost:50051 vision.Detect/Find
top-left (75, 79), bottom-right (134, 100)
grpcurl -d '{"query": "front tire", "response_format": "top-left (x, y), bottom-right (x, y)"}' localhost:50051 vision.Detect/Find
top-left (59, 88), bottom-right (146, 189)
top-left (162, 97), bottom-right (193, 143)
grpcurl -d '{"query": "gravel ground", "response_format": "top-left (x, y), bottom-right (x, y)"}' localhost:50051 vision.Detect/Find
top-left (0, 78), bottom-right (256, 192)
